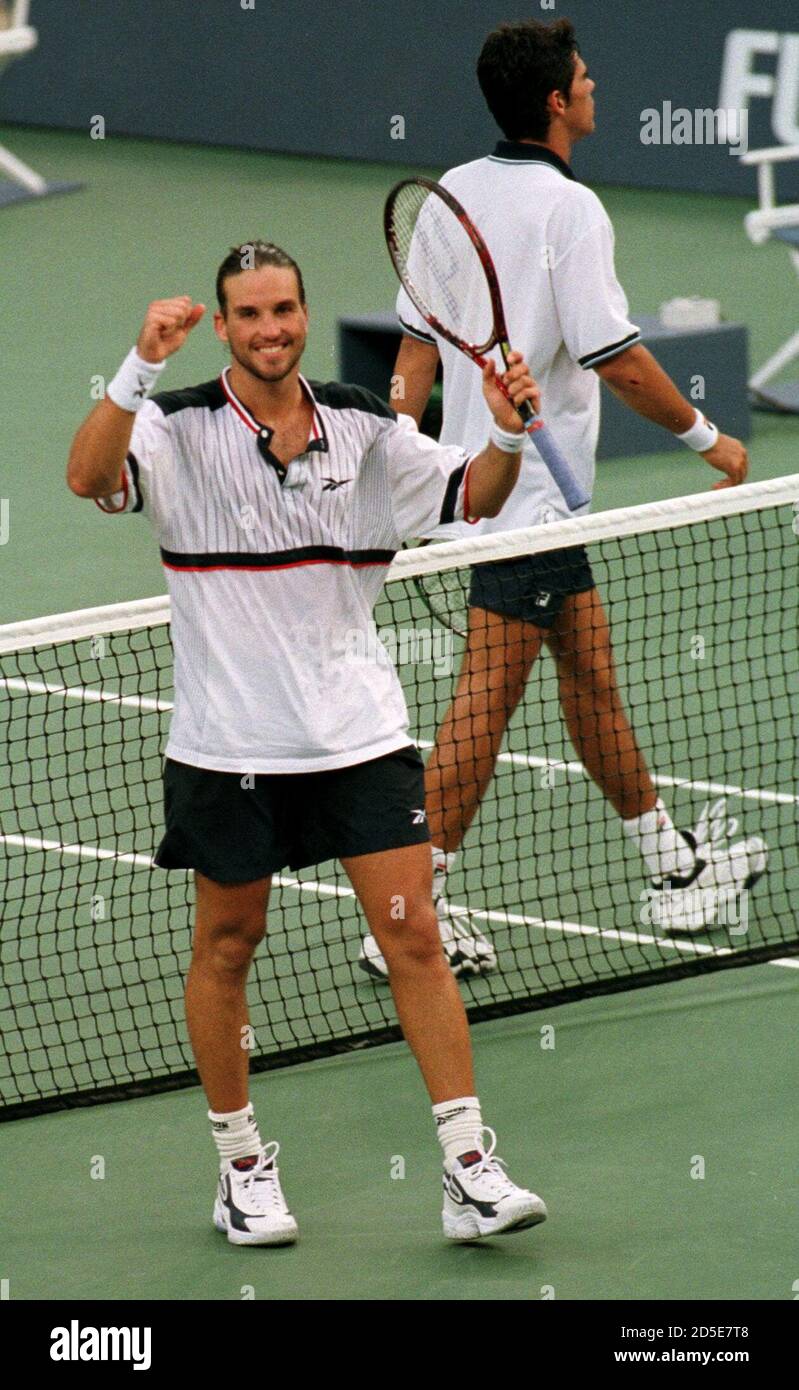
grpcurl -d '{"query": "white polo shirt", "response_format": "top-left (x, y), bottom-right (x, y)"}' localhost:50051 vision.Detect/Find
top-left (397, 141), bottom-right (641, 535)
top-left (97, 371), bottom-right (473, 773)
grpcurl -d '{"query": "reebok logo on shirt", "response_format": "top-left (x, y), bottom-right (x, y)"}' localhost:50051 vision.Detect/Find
top-left (320, 477), bottom-right (353, 491)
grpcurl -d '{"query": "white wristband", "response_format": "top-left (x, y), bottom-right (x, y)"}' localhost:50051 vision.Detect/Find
top-left (490, 421), bottom-right (525, 454)
top-left (676, 408), bottom-right (719, 453)
top-left (106, 347), bottom-right (166, 413)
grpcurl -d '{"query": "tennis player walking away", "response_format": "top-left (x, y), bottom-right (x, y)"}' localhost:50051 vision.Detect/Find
top-left (67, 241), bottom-right (548, 1246)
top-left (359, 16), bottom-right (768, 981)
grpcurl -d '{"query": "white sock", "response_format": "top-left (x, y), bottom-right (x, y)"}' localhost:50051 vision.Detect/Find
top-left (208, 1103), bottom-right (262, 1166)
top-left (622, 798), bottom-right (696, 880)
top-left (432, 1096), bottom-right (483, 1168)
top-left (431, 844), bottom-right (457, 902)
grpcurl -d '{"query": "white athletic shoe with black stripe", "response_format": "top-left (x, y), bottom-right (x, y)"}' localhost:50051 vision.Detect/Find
top-left (213, 1142), bottom-right (298, 1246)
top-left (442, 1128), bottom-right (547, 1241)
top-left (651, 829), bottom-right (769, 934)
top-left (358, 897), bottom-right (497, 981)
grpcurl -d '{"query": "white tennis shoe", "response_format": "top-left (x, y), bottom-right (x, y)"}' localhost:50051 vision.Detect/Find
top-left (651, 828), bottom-right (769, 934)
top-left (213, 1142), bottom-right (298, 1246)
top-left (358, 897), bottom-right (497, 980)
top-left (442, 1128), bottom-right (548, 1241)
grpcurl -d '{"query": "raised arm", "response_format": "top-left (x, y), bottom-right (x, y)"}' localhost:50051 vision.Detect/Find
top-left (594, 343), bottom-right (748, 489)
top-left (391, 334), bottom-right (440, 426)
top-left (67, 296), bottom-right (204, 498)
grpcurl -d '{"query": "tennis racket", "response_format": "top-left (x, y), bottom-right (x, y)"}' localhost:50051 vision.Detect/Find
top-left (405, 540), bottom-right (471, 638)
top-left (384, 176), bottom-right (589, 514)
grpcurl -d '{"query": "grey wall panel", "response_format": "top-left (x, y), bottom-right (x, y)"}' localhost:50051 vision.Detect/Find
top-left (1, 1), bottom-right (798, 196)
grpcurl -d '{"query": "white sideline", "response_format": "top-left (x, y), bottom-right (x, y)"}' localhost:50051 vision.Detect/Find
top-left (0, 675), bottom-right (170, 713)
top-left (2, 833), bottom-right (796, 973)
top-left (2, 682), bottom-right (795, 807)
top-left (416, 739), bottom-right (798, 807)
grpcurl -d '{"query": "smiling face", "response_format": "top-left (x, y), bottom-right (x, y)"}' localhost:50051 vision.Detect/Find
top-left (214, 265), bottom-right (308, 384)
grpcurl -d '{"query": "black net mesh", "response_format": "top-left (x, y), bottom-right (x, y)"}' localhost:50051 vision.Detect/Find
top-left (1, 486), bottom-right (798, 1118)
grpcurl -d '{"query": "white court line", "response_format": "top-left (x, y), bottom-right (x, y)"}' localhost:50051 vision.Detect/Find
top-left (3, 832), bottom-right (796, 973)
top-left (416, 739), bottom-right (799, 807)
top-left (0, 676), bottom-right (169, 713)
top-left (0, 834), bottom-right (156, 869)
top-left (3, 677), bottom-right (796, 806)
top-left (279, 880), bottom-right (799, 973)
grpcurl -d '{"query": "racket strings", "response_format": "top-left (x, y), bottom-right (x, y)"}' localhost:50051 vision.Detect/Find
top-left (414, 568), bottom-right (470, 639)
top-left (389, 184), bottom-right (495, 351)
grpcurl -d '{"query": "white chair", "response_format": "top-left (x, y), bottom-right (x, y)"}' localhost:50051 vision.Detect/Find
top-left (741, 144), bottom-right (799, 411)
top-left (0, 0), bottom-right (47, 195)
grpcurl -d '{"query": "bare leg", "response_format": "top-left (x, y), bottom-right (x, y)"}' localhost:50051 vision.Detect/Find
top-left (344, 843), bottom-right (474, 1103)
top-left (185, 872), bottom-right (271, 1114)
top-left (425, 606), bottom-right (545, 852)
top-left (545, 588), bottom-right (657, 820)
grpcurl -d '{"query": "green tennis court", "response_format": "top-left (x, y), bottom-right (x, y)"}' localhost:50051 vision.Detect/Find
top-left (1, 126), bottom-right (798, 1301)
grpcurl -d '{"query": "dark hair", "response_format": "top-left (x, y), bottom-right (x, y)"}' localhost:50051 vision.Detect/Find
top-left (215, 241), bottom-right (306, 313)
top-left (477, 19), bottom-right (579, 141)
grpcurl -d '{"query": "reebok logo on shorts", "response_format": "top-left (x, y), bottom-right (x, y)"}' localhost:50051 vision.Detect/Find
top-left (411, 808), bottom-right (427, 824)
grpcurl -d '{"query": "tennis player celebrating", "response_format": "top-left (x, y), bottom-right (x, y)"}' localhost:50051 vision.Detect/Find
top-left (360, 17), bottom-right (767, 980)
top-left (67, 242), bottom-right (548, 1246)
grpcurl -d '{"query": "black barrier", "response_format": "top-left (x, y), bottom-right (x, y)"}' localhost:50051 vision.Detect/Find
top-left (1, 1), bottom-right (798, 196)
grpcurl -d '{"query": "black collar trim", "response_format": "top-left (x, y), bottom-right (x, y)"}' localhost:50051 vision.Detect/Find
top-left (489, 141), bottom-right (577, 182)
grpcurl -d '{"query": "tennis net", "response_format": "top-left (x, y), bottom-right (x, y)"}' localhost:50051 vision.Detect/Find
top-left (2, 476), bottom-right (798, 1118)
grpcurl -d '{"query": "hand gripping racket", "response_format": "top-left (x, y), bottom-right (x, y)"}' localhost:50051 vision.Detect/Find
top-left (384, 176), bottom-right (589, 513)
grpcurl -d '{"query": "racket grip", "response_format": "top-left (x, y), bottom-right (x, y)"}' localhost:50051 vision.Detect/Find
top-left (522, 414), bottom-right (590, 512)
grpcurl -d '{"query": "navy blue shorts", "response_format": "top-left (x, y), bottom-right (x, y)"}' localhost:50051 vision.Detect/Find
top-left (468, 545), bottom-right (596, 629)
top-left (154, 746), bottom-right (429, 884)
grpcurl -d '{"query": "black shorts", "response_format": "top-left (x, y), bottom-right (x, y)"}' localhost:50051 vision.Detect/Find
top-left (468, 544), bottom-right (596, 629)
top-left (153, 746), bottom-right (429, 884)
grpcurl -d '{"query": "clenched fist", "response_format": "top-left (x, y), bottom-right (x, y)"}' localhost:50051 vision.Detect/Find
top-left (136, 296), bottom-right (206, 364)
